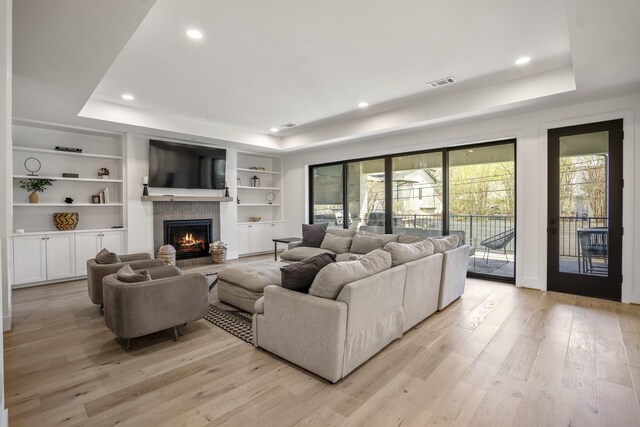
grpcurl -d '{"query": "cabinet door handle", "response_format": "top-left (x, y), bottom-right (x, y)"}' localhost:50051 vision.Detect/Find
top-left (41, 237), bottom-right (45, 240)
top-left (248, 225), bottom-right (252, 228)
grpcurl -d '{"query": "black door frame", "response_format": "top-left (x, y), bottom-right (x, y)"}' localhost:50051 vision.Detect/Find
top-left (547, 119), bottom-right (623, 301)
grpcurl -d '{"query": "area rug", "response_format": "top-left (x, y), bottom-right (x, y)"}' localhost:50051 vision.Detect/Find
top-left (468, 257), bottom-right (509, 274)
top-left (202, 277), bottom-right (253, 345)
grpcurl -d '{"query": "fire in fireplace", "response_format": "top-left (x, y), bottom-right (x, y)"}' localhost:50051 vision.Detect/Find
top-left (164, 219), bottom-right (212, 260)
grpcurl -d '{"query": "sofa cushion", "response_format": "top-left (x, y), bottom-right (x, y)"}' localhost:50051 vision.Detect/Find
top-left (116, 264), bottom-right (151, 283)
top-left (336, 253), bottom-right (359, 262)
top-left (309, 249), bottom-right (392, 299)
top-left (320, 233), bottom-right (352, 254)
top-left (300, 223), bottom-right (328, 248)
top-left (429, 235), bottom-right (460, 253)
top-left (356, 230), bottom-right (400, 245)
top-left (327, 228), bottom-right (357, 238)
top-left (280, 246), bottom-right (335, 262)
top-left (398, 234), bottom-right (426, 244)
top-left (384, 239), bottom-right (435, 267)
top-left (95, 248), bottom-right (121, 264)
top-left (280, 253), bottom-right (337, 293)
top-left (217, 261), bottom-right (283, 293)
top-left (350, 234), bottom-right (385, 254)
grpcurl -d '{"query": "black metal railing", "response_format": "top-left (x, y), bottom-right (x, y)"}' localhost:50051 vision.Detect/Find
top-left (359, 212), bottom-right (607, 258)
top-left (558, 216), bottom-right (608, 257)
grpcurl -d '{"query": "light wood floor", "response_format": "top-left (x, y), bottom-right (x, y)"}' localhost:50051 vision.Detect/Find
top-left (5, 257), bottom-right (640, 426)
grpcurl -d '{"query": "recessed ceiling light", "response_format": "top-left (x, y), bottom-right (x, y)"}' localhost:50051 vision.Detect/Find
top-left (121, 94), bottom-right (134, 101)
top-left (186, 29), bottom-right (203, 39)
top-left (270, 127), bottom-right (279, 133)
top-left (358, 101), bottom-right (369, 108)
top-left (515, 56), bottom-right (531, 65)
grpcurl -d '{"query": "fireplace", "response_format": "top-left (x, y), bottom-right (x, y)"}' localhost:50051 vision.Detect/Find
top-left (164, 219), bottom-right (212, 260)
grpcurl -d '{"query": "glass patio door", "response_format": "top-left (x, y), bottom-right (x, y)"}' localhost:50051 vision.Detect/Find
top-left (547, 119), bottom-right (623, 300)
top-left (448, 142), bottom-right (516, 280)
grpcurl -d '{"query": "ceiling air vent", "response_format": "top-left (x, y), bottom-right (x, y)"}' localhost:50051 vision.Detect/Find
top-left (428, 76), bottom-right (456, 88)
top-left (281, 122), bottom-right (297, 128)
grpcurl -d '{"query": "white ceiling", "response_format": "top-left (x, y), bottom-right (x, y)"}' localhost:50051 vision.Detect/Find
top-left (11, 0), bottom-right (640, 151)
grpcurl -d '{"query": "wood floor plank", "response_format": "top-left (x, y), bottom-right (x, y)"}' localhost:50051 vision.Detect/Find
top-left (4, 257), bottom-right (640, 426)
top-left (598, 379), bottom-right (640, 427)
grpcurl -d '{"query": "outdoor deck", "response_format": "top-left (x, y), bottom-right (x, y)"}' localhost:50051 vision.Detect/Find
top-left (467, 253), bottom-right (608, 278)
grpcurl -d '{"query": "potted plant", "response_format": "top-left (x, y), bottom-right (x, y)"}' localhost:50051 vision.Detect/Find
top-left (98, 168), bottom-right (110, 179)
top-left (19, 178), bottom-right (54, 203)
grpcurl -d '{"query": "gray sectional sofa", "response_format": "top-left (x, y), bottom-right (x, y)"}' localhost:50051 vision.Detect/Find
top-left (250, 230), bottom-right (470, 383)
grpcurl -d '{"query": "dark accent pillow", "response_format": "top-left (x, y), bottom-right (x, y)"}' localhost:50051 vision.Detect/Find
top-left (280, 253), bottom-right (337, 293)
top-left (116, 264), bottom-right (151, 283)
top-left (300, 223), bottom-right (328, 248)
top-left (95, 248), bottom-right (121, 264)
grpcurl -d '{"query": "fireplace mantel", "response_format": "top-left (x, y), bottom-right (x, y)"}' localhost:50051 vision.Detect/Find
top-left (142, 195), bottom-right (233, 202)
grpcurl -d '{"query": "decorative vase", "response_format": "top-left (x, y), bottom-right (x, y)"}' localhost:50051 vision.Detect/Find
top-left (52, 212), bottom-right (79, 230)
top-left (29, 192), bottom-right (38, 204)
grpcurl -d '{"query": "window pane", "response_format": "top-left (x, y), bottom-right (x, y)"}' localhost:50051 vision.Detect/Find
top-left (347, 159), bottom-right (385, 231)
top-left (558, 131), bottom-right (609, 276)
top-left (311, 164), bottom-right (343, 229)
top-left (448, 143), bottom-right (515, 279)
top-left (391, 152), bottom-right (443, 237)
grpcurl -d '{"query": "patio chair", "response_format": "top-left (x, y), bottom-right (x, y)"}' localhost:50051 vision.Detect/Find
top-left (577, 228), bottom-right (608, 274)
top-left (480, 229), bottom-right (515, 262)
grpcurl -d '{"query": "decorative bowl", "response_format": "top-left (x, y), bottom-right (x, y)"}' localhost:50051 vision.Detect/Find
top-left (53, 212), bottom-right (79, 230)
top-left (249, 216), bottom-right (261, 222)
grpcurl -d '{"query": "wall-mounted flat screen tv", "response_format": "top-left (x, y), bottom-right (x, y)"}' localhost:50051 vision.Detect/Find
top-left (149, 139), bottom-right (226, 190)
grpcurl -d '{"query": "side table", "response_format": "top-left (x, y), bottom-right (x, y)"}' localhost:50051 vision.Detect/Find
top-left (272, 237), bottom-right (301, 261)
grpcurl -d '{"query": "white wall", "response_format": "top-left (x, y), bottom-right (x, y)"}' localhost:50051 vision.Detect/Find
top-left (125, 133), bottom-right (239, 259)
top-left (0, 0), bottom-right (10, 422)
top-left (282, 93), bottom-right (639, 303)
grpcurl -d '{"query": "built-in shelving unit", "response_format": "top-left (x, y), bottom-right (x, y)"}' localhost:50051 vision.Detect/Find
top-left (12, 119), bottom-right (126, 232)
top-left (236, 152), bottom-right (284, 256)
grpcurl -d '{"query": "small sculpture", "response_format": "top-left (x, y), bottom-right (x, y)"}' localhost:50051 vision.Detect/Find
top-left (98, 168), bottom-right (110, 178)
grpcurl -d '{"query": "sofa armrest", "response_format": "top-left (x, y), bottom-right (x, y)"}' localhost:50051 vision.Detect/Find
top-left (439, 244), bottom-right (470, 310)
top-left (119, 253), bottom-right (152, 262)
top-left (103, 273), bottom-right (208, 339)
top-left (254, 285), bottom-right (348, 383)
top-left (287, 241), bottom-right (302, 250)
top-left (336, 266), bottom-right (405, 375)
top-left (143, 265), bottom-right (181, 280)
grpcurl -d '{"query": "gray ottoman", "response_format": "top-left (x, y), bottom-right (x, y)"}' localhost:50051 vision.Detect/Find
top-left (217, 260), bottom-right (285, 313)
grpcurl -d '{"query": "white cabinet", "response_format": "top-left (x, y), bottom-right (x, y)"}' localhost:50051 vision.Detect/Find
top-left (238, 222), bottom-right (284, 255)
top-left (13, 233), bottom-right (75, 285)
top-left (13, 229), bottom-right (126, 285)
top-left (261, 222), bottom-right (284, 252)
top-left (13, 235), bottom-right (47, 285)
top-left (75, 230), bottom-right (125, 276)
top-left (45, 234), bottom-right (76, 280)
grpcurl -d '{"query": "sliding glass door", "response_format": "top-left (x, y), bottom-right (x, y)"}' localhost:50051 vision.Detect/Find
top-left (391, 152), bottom-right (444, 237)
top-left (448, 142), bottom-right (515, 280)
top-left (347, 159), bottom-right (386, 232)
top-left (310, 164), bottom-right (343, 229)
top-left (309, 139), bottom-right (516, 282)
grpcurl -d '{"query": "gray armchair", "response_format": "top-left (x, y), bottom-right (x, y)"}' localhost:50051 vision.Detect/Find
top-left (87, 253), bottom-right (165, 309)
top-left (102, 266), bottom-right (209, 348)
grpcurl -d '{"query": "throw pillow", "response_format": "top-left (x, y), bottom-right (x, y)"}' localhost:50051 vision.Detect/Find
top-left (280, 253), bottom-right (337, 293)
top-left (320, 233), bottom-right (352, 254)
top-left (327, 228), bottom-right (357, 238)
top-left (356, 230), bottom-right (400, 245)
top-left (300, 223), bottom-right (328, 248)
top-left (384, 239), bottom-right (435, 267)
top-left (350, 234), bottom-right (385, 254)
top-left (116, 264), bottom-right (151, 283)
top-left (429, 235), bottom-right (460, 253)
top-left (398, 234), bottom-right (426, 244)
top-left (309, 249), bottom-right (392, 299)
top-left (95, 248), bottom-right (121, 264)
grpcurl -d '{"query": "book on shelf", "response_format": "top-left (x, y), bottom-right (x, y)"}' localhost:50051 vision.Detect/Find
top-left (103, 188), bottom-right (110, 204)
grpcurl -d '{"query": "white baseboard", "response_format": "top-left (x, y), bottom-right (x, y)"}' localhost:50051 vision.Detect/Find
top-left (0, 408), bottom-right (7, 427)
top-left (3, 314), bottom-right (11, 332)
